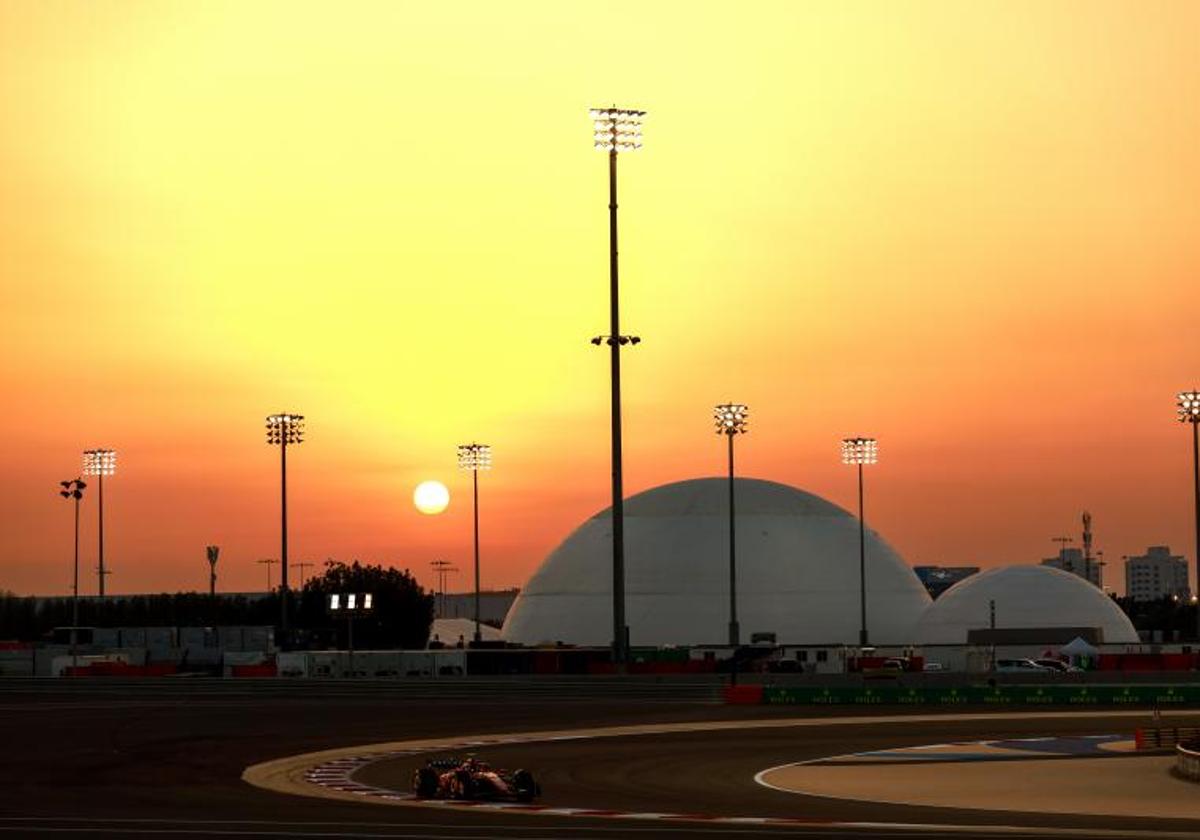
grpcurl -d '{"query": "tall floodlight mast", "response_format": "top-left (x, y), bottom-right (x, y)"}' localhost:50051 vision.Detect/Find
top-left (1178, 390), bottom-right (1200, 640)
top-left (81, 449), bottom-right (116, 595)
top-left (714, 404), bottom-right (749, 646)
top-left (59, 478), bottom-right (86, 668)
top-left (589, 104), bottom-right (645, 664)
top-left (457, 443), bottom-right (492, 644)
top-left (266, 413), bottom-right (304, 639)
top-left (842, 437), bottom-right (878, 647)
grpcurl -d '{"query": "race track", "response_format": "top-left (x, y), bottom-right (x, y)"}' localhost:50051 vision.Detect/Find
top-left (2, 678), bottom-right (1198, 839)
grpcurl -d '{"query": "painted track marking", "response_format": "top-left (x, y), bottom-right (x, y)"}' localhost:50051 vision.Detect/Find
top-left (244, 710), bottom-right (1199, 833)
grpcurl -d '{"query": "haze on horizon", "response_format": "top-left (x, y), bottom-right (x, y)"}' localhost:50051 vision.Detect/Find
top-left (1, 1), bottom-right (1198, 598)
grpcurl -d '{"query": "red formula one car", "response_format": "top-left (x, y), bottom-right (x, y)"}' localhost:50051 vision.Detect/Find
top-left (412, 757), bottom-right (540, 802)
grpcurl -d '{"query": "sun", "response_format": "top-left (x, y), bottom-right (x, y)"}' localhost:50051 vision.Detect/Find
top-left (413, 480), bottom-right (450, 515)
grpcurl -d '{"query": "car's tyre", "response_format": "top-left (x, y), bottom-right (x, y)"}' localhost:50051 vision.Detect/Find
top-left (512, 769), bottom-right (538, 802)
top-left (412, 767), bottom-right (439, 799)
top-left (452, 770), bottom-right (476, 800)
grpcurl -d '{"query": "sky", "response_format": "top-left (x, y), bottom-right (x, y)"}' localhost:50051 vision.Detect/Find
top-left (1, 1), bottom-right (1198, 598)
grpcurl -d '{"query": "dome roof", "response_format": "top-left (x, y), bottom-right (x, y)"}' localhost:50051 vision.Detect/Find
top-left (502, 477), bottom-right (931, 646)
top-left (914, 565), bottom-right (1138, 645)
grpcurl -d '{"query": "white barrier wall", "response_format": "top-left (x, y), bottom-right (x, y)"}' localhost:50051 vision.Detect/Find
top-left (276, 650), bottom-right (468, 678)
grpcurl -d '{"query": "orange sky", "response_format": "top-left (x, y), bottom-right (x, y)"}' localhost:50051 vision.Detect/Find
top-left (1, 1), bottom-right (1198, 598)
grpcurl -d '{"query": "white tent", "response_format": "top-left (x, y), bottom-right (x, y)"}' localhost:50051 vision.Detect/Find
top-left (1060, 636), bottom-right (1100, 657)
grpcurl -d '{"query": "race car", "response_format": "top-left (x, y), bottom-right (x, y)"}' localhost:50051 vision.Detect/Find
top-left (412, 756), bottom-right (540, 802)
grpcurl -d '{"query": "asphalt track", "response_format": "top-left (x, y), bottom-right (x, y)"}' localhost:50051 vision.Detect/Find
top-left (2, 678), bottom-right (1200, 839)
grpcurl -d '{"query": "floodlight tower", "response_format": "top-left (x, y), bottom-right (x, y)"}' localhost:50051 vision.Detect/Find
top-left (81, 449), bottom-right (116, 596)
top-left (266, 413), bottom-right (304, 636)
top-left (458, 443), bottom-right (491, 644)
top-left (1178, 390), bottom-right (1200, 639)
top-left (842, 437), bottom-right (878, 647)
top-left (589, 104), bottom-right (645, 664)
top-left (714, 404), bottom-right (749, 646)
top-left (59, 478), bottom-right (86, 667)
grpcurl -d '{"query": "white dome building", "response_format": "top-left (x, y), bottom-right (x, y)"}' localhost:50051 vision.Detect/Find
top-left (914, 565), bottom-right (1139, 645)
top-left (502, 477), bottom-right (931, 646)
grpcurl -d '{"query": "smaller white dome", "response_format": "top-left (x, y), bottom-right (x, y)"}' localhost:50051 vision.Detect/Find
top-left (915, 565), bottom-right (1138, 645)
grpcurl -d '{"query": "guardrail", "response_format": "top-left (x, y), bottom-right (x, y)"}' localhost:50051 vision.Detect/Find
top-left (1177, 739), bottom-right (1200, 781)
top-left (757, 684), bottom-right (1200, 706)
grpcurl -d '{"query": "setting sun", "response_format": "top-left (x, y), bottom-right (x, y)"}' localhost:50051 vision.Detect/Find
top-left (413, 481), bottom-right (450, 516)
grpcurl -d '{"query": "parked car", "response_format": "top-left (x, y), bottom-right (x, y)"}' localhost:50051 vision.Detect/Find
top-left (1034, 658), bottom-right (1081, 673)
top-left (994, 658), bottom-right (1053, 674)
top-left (863, 658), bottom-right (908, 679)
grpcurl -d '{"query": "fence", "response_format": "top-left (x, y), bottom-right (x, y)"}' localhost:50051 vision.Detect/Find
top-left (758, 684), bottom-right (1200, 706)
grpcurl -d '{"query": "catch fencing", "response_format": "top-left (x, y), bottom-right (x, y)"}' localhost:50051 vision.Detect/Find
top-left (734, 683), bottom-right (1200, 706)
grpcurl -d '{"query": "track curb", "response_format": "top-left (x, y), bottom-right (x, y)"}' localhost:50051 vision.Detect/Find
top-left (243, 710), bottom-right (1199, 832)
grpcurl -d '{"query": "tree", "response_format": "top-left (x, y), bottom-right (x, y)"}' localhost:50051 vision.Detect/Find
top-left (296, 560), bottom-right (433, 650)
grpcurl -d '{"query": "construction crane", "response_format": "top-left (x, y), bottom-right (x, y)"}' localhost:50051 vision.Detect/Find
top-left (1051, 536), bottom-right (1074, 574)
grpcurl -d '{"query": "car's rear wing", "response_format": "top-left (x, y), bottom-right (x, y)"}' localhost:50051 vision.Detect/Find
top-left (425, 757), bottom-right (462, 770)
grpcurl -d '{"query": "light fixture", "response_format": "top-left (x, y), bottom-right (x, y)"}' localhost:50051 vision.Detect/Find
top-left (1178, 391), bottom-right (1200, 423)
top-left (714, 404), bottom-right (749, 436)
top-left (82, 449), bottom-right (116, 476)
top-left (266, 413), bottom-right (305, 444)
top-left (841, 437), bottom-right (878, 465)
top-left (590, 107), bottom-right (646, 152)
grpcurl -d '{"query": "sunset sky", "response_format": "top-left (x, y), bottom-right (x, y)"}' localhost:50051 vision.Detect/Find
top-left (1, 1), bottom-right (1198, 598)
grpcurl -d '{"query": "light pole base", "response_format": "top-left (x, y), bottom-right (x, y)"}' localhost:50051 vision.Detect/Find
top-left (859, 629), bottom-right (869, 647)
top-left (728, 621), bottom-right (740, 647)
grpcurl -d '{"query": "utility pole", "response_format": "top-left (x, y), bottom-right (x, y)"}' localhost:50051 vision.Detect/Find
top-left (291, 561), bottom-right (314, 589)
top-left (257, 558), bottom-right (279, 591)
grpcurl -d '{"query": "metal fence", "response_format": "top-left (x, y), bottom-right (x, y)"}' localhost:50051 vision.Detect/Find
top-left (763, 683), bottom-right (1200, 706)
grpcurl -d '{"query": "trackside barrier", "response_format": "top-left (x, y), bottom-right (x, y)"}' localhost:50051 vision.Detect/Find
top-left (62, 662), bottom-right (177, 677)
top-left (757, 684), bottom-right (1200, 706)
top-left (1176, 739), bottom-right (1200, 781)
top-left (1136, 727), bottom-right (1200, 750)
top-left (723, 684), bottom-right (764, 705)
top-left (231, 663), bottom-right (278, 678)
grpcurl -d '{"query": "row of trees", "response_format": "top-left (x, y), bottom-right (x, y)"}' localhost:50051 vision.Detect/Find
top-left (0, 561), bottom-right (434, 649)
top-left (1111, 595), bottom-right (1198, 638)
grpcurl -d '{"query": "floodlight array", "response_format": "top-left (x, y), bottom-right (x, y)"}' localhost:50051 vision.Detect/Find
top-left (714, 403), bottom-right (749, 436)
top-left (266, 413), bottom-right (305, 445)
top-left (59, 478), bottom-right (86, 500)
top-left (82, 449), bottom-right (117, 476)
top-left (590, 106), bottom-right (645, 152)
top-left (842, 437), bottom-right (878, 466)
top-left (1178, 391), bottom-right (1200, 424)
top-left (328, 592), bottom-right (374, 614)
top-left (457, 442), bottom-right (492, 471)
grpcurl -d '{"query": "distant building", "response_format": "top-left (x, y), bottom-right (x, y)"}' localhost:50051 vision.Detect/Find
top-left (913, 566), bottom-right (980, 599)
top-left (1041, 547), bottom-right (1102, 587)
top-left (437, 588), bottom-right (519, 626)
top-left (1124, 546), bottom-right (1190, 602)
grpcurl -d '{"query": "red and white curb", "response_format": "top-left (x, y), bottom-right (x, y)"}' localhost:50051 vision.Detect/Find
top-left (298, 735), bottom-right (831, 824)
top-left (295, 733), bottom-right (1191, 834)
top-left (247, 711), bottom-right (1200, 835)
